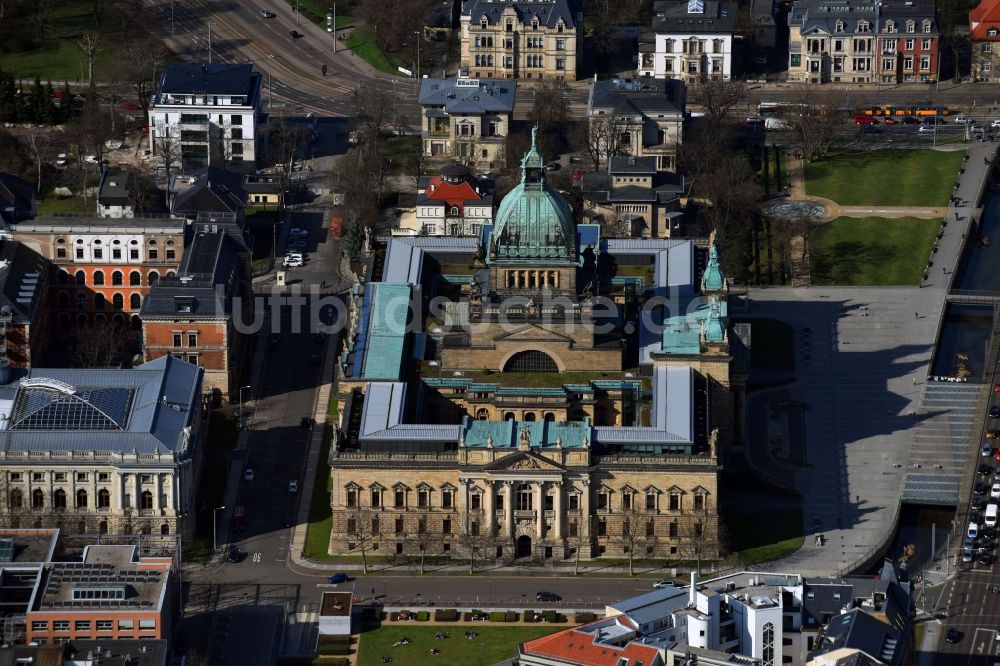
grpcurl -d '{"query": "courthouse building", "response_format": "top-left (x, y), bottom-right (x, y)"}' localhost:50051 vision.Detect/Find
top-left (331, 130), bottom-right (738, 563)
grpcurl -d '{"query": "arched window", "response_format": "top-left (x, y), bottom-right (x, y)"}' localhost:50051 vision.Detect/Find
top-left (504, 350), bottom-right (558, 373)
top-left (97, 489), bottom-right (110, 508)
top-left (78, 520), bottom-right (86, 534)
top-left (475, 408), bottom-right (489, 420)
top-left (504, 412), bottom-right (515, 421)
top-left (93, 270), bottom-right (105, 286)
top-left (129, 271), bottom-right (141, 286)
top-left (94, 314), bottom-right (107, 326)
top-left (130, 293), bottom-right (141, 310)
top-left (75, 293), bottom-right (87, 311)
top-left (113, 314), bottom-right (125, 331)
top-left (74, 270), bottom-right (85, 285)
top-left (9, 489), bottom-right (22, 509)
top-left (57, 292), bottom-right (69, 309)
top-left (94, 293), bottom-right (105, 310)
top-left (57, 270), bottom-right (68, 285)
top-left (113, 293), bottom-right (124, 310)
top-left (76, 314), bottom-right (88, 327)
top-left (523, 412), bottom-right (536, 422)
top-left (544, 412), bottom-right (555, 422)
top-left (111, 271), bottom-right (123, 286)
top-left (131, 315), bottom-right (142, 331)
top-left (53, 489), bottom-right (66, 509)
top-left (141, 491), bottom-right (153, 509)
top-left (165, 271), bottom-right (176, 279)
top-left (148, 271), bottom-right (159, 285)
top-left (31, 489), bottom-right (44, 508)
top-left (161, 523), bottom-right (170, 535)
top-left (76, 489), bottom-right (88, 508)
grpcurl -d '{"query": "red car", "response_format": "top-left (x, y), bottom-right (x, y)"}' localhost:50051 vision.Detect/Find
top-left (853, 115), bottom-right (879, 126)
top-left (993, 381), bottom-right (1000, 392)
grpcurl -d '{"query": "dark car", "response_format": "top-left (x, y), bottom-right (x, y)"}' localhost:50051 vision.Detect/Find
top-left (290, 30), bottom-right (301, 38)
top-left (981, 552), bottom-right (995, 565)
top-left (945, 627), bottom-right (963, 643)
top-left (260, 9), bottom-right (276, 17)
top-left (300, 417), bottom-right (314, 429)
top-left (902, 116), bottom-right (921, 124)
top-left (535, 591), bottom-right (560, 602)
top-left (327, 573), bottom-right (349, 584)
top-left (973, 497), bottom-right (988, 511)
top-left (980, 463), bottom-right (994, 476)
top-left (992, 406), bottom-right (1000, 418)
top-left (971, 511), bottom-right (982, 524)
top-left (988, 430), bottom-right (1000, 440)
top-left (283, 516), bottom-right (294, 528)
top-left (227, 547), bottom-right (243, 563)
top-left (984, 525), bottom-right (998, 538)
top-left (975, 482), bottom-right (990, 496)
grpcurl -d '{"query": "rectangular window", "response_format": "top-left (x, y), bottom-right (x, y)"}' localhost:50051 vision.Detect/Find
top-left (568, 494), bottom-right (579, 511)
top-left (646, 494), bottom-right (656, 510)
top-left (569, 520), bottom-right (578, 537)
top-left (346, 489), bottom-right (357, 507)
top-left (166, 249), bottom-right (176, 260)
top-left (54, 472), bottom-right (66, 482)
top-left (231, 143), bottom-right (243, 155)
top-left (470, 493), bottom-right (481, 510)
top-left (556, 38), bottom-right (566, 50)
top-left (75, 620), bottom-right (91, 632)
top-left (905, 39), bottom-right (914, 50)
top-left (442, 490), bottom-right (453, 508)
top-left (76, 473), bottom-right (88, 482)
top-left (57, 247), bottom-right (66, 259)
top-left (921, 56), bottom-right (930, 69)
top-left (231, 114), bottom-right (242, 124)
top-left (112, 248), bottom-right (122, 259)
top-left (231, 128), bottom-right (243, 140)
top-left (597, 519), bottom-right (607, 536)
top-left (394, 490), bottom-right (404, 507)
top-left (31, 621), bottom-right (47, 632)
top-left (371, 489), bottom-right (380, 507)
top-left (186, 333), bottom-right (198, 347)
top-left (149, 249), bottom-right (158, 259)
top-left (172, 333), bottom-right (182, 347)
top-left (597, 492), bottom-right (608, 510)
top-left (443, 518), bottom-right (451, 534)
top-left (395, 518), bottom-right (404, 533)
top-left (32, 472), bottom-right (44, 482)
top-left (555, 58), bottom-right (566, 71)
top-left (922, 38), bottom-right (932, 49)
top-left (130, 248), bottom-right (139, 260)
top-left (418, 490), bottom-right (428, 508)
top-left (139, 619), bottom-right (156, 630)
top-left (495, 493), bottom-right (503, 511)
top-left (98, 472), bottom-right (110, 482)
top-left (117, 619), bottom-right (134, 631)
top-left (75, 248), bottom-right (84, 259)
top-left (694, 495), bottom-right (705, 511)
top-left (140, 474), bottom-right (152, 484)
top-left (904, 56), bottom-right (913, 69)
top-left (669, 494), bottom-right (680, 511)
top-left (8, 473), bottom-right (20, 482)
top-left (93, 248), bottom-right (103, 259)
top-left (622, 493), bottom-right (632, 510)
top-left (96, 620), bottom-right (113, 632)
top-left (53, 620), bottom-right (70, 632)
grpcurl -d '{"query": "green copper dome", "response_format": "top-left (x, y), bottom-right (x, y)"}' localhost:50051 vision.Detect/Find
top-left (489, 126), bottom-right (576, 264)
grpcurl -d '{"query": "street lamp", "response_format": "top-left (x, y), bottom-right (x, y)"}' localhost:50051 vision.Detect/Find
top-left (213, 505), bottom-right (226, 554)
top-left (412, 31), bottom-right (422, 92)
top-left (238, 384), bottom-right (252, 429)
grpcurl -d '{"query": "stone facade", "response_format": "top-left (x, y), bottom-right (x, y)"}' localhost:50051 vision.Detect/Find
top-left (328, 444), bottom-right (719, 562)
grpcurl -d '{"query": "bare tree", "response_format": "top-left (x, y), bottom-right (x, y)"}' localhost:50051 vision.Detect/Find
top-left (579, 112), bottom-right (629, 171)
top-left (268, 118), bottom-right (306, 193)
top-left (30, 0), bottom-right (57, 39)
top-left (124, 37), bottom-right (168, 117)
top-left (404, 515), bottom-right (441, 574)
top-left (74, 320), bottom-right (130, 368)
top-left (19, 129), bottom-right (49, 194)
top-left (128, 169), bottom-right (157, 215)
top-left (617, 510), bottom-right (656, 576)
top-left (689, 79), bottom-right (747, 132)
top-left (152, 123), bottom-right (182, 208)
top-left (775, 85), bottom-right (841, 162)
top-left (456, 511), bottom-right (492, 574)
top-left (77, 32), bottom-right (102, 84)
top-left (682, 518), bottom-right (713, 576)
top-left (346, 508), bottom-right (379, 574)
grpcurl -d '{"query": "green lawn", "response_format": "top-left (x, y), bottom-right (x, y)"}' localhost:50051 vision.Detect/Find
top-left (0, 1), bottom-right (132, 80)
top-left (37, 192), bottom-right (90, 215)
top-left (810, 217), bottom-right (940, 285)
top-left (804, 150), bottom-right (963, 206)
top-left (732, 318), bottom-right (794, 372)
top-left (303, 384), bottom-right (342, 560)
top-left (345, 25), bottom-right (401, 75)
top-left (357, 626), bottom-right (558, 666)
top-left (725, 508), bottom-right (803, 565)
top-left (281, 0), bottom-right (355, 26)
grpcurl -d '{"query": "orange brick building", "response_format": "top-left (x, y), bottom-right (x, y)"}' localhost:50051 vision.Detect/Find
top-left (25, 544), bottom-right (173, 645)
top-left (140, 222), bottom-right (251, 398)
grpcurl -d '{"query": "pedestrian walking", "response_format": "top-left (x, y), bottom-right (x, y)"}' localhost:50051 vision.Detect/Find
top-left (856, 495), bottom-right (860, 503)
top-left (914, 312), bottom-right (919, 319)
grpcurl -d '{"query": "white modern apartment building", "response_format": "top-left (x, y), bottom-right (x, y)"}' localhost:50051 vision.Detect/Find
top-left (637, 0), bottom-right (739, 82)
top-left (148, 63), bottom-right (262, 173)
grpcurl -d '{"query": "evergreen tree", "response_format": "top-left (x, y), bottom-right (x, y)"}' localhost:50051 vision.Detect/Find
top-left (342, 214), bottom-right (366, 266)
top-left (42, 81), bottom-right (56, 123)
top-left (61, 82), bottom-right (73, 122)
top-left (30, 76), bottom-right (44, 122)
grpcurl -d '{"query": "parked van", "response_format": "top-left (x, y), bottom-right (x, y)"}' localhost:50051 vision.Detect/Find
top-left (987, 503), bottom-right (998, 527)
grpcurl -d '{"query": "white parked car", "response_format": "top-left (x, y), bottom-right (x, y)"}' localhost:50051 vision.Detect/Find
top-left (83, 155), bottom-right (99, 164)
top-left (288, 480), bottom-right (299, 493)
top-left (954, 115), bottom-right (971, 124)
top-left (55, 153), bottom-right (67, 166)
top-left (991, 483), bottom-right (1000, 499)
top-left (244, 469), bottom-right (254, 481)
top-left (992, 119), bottom-right (1000, 128)
top-left (283, 257), bottom-right (303, 267)
top-left (917, 125), bottom-right (936, 134)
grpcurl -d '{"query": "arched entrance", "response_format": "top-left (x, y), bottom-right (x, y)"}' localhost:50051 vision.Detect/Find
top-left (516, 535), bottom-right (532, 558)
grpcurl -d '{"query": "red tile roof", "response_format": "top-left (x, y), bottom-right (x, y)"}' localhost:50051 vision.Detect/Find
top-left (520, 617), bottom-right (662, 666)
top-left (971, 0), bottom-right (1000, 40)
top-left (422, 177), bottom-right (484, 215)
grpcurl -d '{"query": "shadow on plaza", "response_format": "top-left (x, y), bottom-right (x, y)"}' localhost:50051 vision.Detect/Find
top-left (739, 296), bottom-right (942, 535)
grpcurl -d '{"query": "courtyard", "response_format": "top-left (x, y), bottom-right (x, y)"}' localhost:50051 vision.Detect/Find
top-left (803, 150), bottom-right (964, 207)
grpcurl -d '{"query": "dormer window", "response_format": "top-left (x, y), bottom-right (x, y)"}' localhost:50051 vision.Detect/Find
top-left (532, 17), bottom-right (539, 29)
top-left (175, 297), bottom-right (193, 313)
top-left (884, 20), bottom-right (894, 33)
top-left (450, 206), bottom-right (460, 216)
top-left (834, 20), bottom-right (844, 33)
top-left (906, 20), bottom-right (915, 33)
top-left (858, 20), bottom-right (870, 33)
top-left (481, 18), bottom-right (487, 29)
top-left (922, 20), bottom-right (932, 33)
top-left (990, 28), bottom-right (998, 36)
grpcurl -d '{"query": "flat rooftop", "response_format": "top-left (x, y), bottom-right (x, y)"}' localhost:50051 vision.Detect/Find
top-left (34, 545), bottom-right (169, 612)
top-left (0, 529), bottom-right (59, 564)
top-left (321, 592), bottom-right (352, 617)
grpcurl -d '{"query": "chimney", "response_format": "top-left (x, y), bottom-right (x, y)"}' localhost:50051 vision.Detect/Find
top-left (689, 571), bottom-right (696, 606)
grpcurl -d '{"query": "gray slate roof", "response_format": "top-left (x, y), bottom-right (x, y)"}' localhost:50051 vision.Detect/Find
top-left (0, 173), bottom-right (34, 221)
top-left (140, 224), bottom-right (249, 319)
top-left (462, 0), bottom-right (578, 28)
top-left (788, 0), bottom-right (936, 34)
top-left (0, 241), bottom-right (48, 323)
top-left (649, 0), bottom-right (738, 33)
top-left (172, 167), bottom-right (247, 215)
top-left (419, 78), bottom-right (517, 114)
top-left (158, 63), bottom-right (260, 98)
top-left (589, 78), bottom-right (686, 117)
top-left (0, 355), bottom-right (202, 456)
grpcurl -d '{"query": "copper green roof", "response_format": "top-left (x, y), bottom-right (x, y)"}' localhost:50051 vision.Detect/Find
top-left (702, 245), bottom-right (725, 292)
top-left (488, 126), bottom-right (576, 265)
top-left (461, 416), bottom-right (591, 448)
top-left (661, 295), bottom-right (729, 355)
